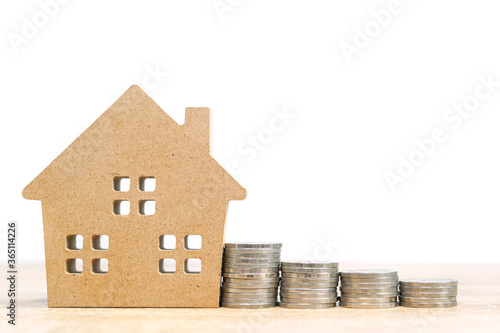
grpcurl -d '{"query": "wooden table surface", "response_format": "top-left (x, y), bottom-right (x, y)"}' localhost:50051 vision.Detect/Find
top-left (2, 263), bottom-right (499, 333)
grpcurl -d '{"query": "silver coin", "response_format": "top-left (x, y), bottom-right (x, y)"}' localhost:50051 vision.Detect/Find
top-left (222, 272), bottom-right (279, 279)
top-left (222, 286), bottom-right (277, 293)
top-left (281, 286), bottom-right (338, 293)
top-left (341, 276), bottom-right (399, 283)
top-left (281, 286), bottom-right (336, 293)
top-left (223, 292), bottom-right (277, 299)
top-left (282, 267), bottom-right (338, 274)
top-left (340, 270), bottom-right (398, 279)
top-left (280, 296), bottom-right (337, 303)
top-left (224, 248), bottom-right (281, 254)
top-left (224, 260), bottom-right (280, 265)
top-left (223, 263), bottom-right (280, 269)
top-left (222, 280), bottom-right (280, 285)
top-left (342, 292), bottom-right (398, 298)
top-left (224, 252), bottom-right (281, 259)
top-left (399, 286), bottom-right (458, 293)
top-left (222, 281), bottom-right (279, 289)
top-left (278, 302), bottom-right (335, 309)
top-left (399, 279), bottom-right (458, 287)
top-left (220, 302), bottom-right (276, 308)
top-left (225, 243), bottom-right (282, 249)
top-left (221, 296), bottom-right (277, 303)
top-left (341, 297), bottom-right (397, 303)
top-left (281, 281), bottom-right (338, 287)
top-left (224, 277), bottom-right (280, 284)
top-left (340, 287), bottom-right (398, 293)
top-left (221, 293), bottom-right (278, 303)
top-left (399, 296), bottom-right (457, 303)
top-left (282, 272), bottom-right (339, 279)
top-left (222, 283), bottom-right (279, 289)
top-left (281, 292), bottom-right (338, 299)
top-left (281, 277), bottom-right (339, 284)
top-left (223, 248), bottom-right (281, 256)
top-left (226, 249), bottom-right (281, 255)
top-left (281, 282), bottom-right (338, 289)
top-left (341, 292), bottom-right (399, 298)
top-left (224, 258), bottom-right (280, 264)
top-left (222, 263), bottom-right (279, 272)
top-left (399, 291), bottom-right (457, 298)
top-left (340, 301), bottom-right (398, 309)
top-left (281, 262), bottom-right (339, 269)
top-left (220, 297), bottom-right (277, 304)
top-left (399, 301), bottom-right (457, 308)
top-left (341, 282), bottom-right (399, 288)
top-left (224, 256), bottom-right (281, 262)
top-left (224, 263), bottom-right (280, 268)
top-left (281, 282), bottom-right (337, 290)
top-left (223, 267), bottom-right (279, 274)
top-left (223, 271), bottom-right (279, 277)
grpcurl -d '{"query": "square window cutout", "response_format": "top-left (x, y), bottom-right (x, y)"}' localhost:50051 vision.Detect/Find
top-left (185, 259), bottom-right (201, 274)
top-left (92, 235), bottom-right (109, 250)
top-left (139, 200), bottom-right (155, 216)
top-left (113, 177), bottom-right (130, 192)
top-left (66, 258), bottom-right (83, 274)
top-left (159, 235), bottom-right (176, 250)
top-left (139, 177), bottom-right (156, 192)
top-left (113, 200), bottom-right (130, 215)
top-left (185, 235), bottom-right (202, 250)
top-left (159, 259), bottom-right (176, 274)
top-left (92, 258), bottom-right (108, 274)
top-left (66, 235), bottom-right (83, 250)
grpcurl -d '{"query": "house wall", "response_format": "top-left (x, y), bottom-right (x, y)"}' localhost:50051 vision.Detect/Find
top-left (41, 169), bottom-right (230, 307)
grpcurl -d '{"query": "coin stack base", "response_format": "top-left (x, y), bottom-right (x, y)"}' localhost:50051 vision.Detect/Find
top-left (220, 243), bottom-right (282, 309)
top-left (279, 262), bottom-right (339, 309)
top-left (340, 269), bottom-right (399, 309)
top-left (399, 279), bottom-right (458, 308)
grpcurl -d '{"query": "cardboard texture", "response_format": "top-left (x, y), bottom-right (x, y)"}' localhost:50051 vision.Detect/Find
top-left (22, 85), bottom-right (246, 307)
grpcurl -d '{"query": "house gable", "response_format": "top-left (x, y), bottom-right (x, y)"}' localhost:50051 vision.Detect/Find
top-left (22, 85), bottom-right (246, 202)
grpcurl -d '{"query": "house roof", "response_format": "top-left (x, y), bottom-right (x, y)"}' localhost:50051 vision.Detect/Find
top-left (22, 85), bottom-right (246, 201)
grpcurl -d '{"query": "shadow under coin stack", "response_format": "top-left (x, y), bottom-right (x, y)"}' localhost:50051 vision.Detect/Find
top-left (279, 262), bottom-right (339, 309)
top-left (399, 278), bottom-right (458, 308)
top-left (220, 243), bottom-right (282, 308)
top-left (339, 269), bottom-right (399, 309)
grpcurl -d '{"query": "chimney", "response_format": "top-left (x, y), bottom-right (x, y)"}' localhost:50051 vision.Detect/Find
top-left (184, 107), bottom-right (211, 152)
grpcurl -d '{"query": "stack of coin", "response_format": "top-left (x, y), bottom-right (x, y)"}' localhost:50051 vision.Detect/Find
top-left (278, 261), bottom-right (339, 309)
top-left (220, 243), bottom-right (281, 308)
top-left (399, 279), bottom-right (458, 308)
top-left (339, 269), bottom-right (399, 309)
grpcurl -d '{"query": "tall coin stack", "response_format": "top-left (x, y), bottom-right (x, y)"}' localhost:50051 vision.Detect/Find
top-left (399, 278), bottom-right (458, 308)
top-left (279, 262), bottom-right (339, 309)
top-left (220, 243), bottom-right (282, 309)
top-left (339, 269), bottom-right (399, 309)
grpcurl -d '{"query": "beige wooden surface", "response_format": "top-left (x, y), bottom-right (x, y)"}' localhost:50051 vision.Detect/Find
top-left (2, 263), bottom-right (499, 333)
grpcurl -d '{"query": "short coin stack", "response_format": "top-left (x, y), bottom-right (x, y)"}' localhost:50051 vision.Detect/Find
top-left (279, 262), bottom-right (339, 309)
top-left (399, 278), bottom-right (458, 308)
top-left (339, 269), bottom-right (399, 309)
top-left (220, 243), bottom-right (281, 308)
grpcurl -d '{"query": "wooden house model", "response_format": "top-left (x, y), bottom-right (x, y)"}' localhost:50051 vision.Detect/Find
top-left (22, 85), bottom-right (246, 307)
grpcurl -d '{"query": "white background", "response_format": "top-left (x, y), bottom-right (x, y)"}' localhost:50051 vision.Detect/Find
top-left (1, 0), bottom-right (500, 264)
